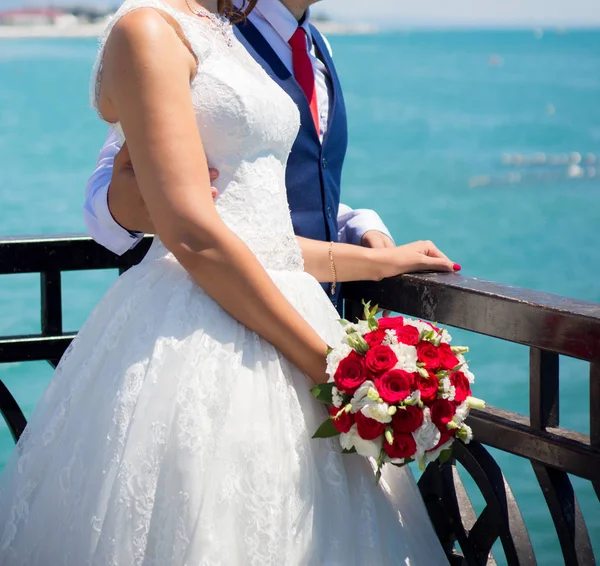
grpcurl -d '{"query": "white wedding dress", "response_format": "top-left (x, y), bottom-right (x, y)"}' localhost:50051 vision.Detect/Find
top-left (0, 2), bottom-right (448, 564)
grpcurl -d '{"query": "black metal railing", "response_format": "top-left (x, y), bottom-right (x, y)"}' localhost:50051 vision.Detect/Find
top-left (0, 234), bottom-right (599, 565)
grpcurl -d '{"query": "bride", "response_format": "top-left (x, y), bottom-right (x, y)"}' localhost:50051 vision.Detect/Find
top-left (0, 0), bottom-right (455, 563)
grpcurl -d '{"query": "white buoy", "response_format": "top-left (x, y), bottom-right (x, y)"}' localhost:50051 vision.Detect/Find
top-left (567, 165), bottom-right (584, 178)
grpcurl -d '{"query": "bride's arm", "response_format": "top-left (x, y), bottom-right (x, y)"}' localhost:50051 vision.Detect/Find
top-left (99, 10), bottom-right (329, 382)
top-left (297, 238), bottom-right (459, 283)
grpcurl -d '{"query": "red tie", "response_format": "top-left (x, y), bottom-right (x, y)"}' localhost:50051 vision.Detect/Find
top-left (289, 27), bottom-right (320, 134)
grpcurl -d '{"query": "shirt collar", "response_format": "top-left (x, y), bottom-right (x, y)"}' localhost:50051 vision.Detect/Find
top-left (235, 0), bottom-right (313, 45)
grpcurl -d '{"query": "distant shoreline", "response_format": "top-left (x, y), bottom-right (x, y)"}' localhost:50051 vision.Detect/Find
top-left (0, 20), bottom-right (379, 39)
top-left (1, 22), bottom-right (598, 40)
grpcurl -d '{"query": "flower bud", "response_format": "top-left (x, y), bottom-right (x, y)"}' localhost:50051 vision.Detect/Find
top-left (387, 405), bottom-right (397, 416)
top-left (385, 429), bottom-right (394, 445)
top-left (418, 367), bottom-right (429, 378)
top-left (466, 396), bottom-right (486, 409)
top-left (367, 387), bottom-right (380, 402)
top-left (451, 346), bottom-right (469, 355)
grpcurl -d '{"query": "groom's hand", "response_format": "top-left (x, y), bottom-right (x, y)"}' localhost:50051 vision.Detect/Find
top-left (107, 143), bottom-right (220, 234)
top-left (361, 230), bottom-right (395, 249)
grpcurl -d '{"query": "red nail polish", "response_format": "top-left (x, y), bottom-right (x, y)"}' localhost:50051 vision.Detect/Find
top-left (453, 263), bottom-right (461, 272)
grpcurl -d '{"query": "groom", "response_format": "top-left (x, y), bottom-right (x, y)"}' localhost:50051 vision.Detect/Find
top-left (84, 0), bottom-right (394, 309)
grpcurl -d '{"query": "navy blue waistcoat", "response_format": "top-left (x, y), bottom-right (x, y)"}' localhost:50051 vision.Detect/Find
top-left (236, 20), bottom-right (348, 308)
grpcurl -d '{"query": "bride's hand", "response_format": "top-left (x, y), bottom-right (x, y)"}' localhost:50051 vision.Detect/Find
top-left (372, 240), bottom-right (460, 280)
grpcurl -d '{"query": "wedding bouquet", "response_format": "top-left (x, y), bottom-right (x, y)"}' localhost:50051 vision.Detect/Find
top-left (312, 302), bottom-right (485, 479)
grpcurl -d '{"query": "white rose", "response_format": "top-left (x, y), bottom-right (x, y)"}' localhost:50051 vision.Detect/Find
top-left (361, 402), bottom-right (392, 424)
top-left (390, 343), bottom-right (418, 373)
top-left (412, 408), bottom-right (441, 458)
top-left (349, 382), bottom-right (392, 423)
top-left (349, 380), bottom-right (376, 413)
top-left (340, 424), bottom-right (382, 459)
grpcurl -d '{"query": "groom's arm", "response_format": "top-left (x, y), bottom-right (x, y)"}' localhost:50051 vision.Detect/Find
top-left (337, 203), bottom-right (394, 247)
top-left (83, 129), bottom-right (145, 255)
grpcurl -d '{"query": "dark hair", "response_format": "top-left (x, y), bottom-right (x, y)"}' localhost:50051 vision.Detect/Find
top-left (219, 0), bottom-right (258, 23)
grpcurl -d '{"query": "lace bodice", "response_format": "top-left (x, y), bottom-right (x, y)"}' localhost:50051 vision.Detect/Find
top-left (92, 0), bottom-right (304, 271)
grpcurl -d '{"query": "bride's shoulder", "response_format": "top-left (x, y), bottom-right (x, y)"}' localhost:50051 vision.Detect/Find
top-left (101, 0), bottom-right (216, 65)
top-left (102, 7), bottom-right (196, 74)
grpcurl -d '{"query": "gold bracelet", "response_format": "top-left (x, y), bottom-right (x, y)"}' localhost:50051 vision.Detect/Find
top-left (328, 241), bottom-right (337, 296)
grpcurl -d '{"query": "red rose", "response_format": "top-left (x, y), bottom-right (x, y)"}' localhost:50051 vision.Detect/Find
top-left (438, 343), bottom-right (459, 371)
top-left (377, 316), bottom-right (404, 330)
top-left (365, 345), bottom-right (397, 377)
top-left (355, 411), bottom-right (386, 440)
top-left (384, 432), bottom-right (417, 460)
top-left (416, 341), bottom-right (441, 370)
top-left (417, 371), bottom-right (439, 403)
top-left (430, 399), bottom-right (456, 430)
top-left (375, 370), bottom-right (416, 404)
top-left (334, 350), bottom-right (368, 395)
top-left (329, 406), bottom-right (354, 434)
top-left (364, 329), bottom-right (387, 348)
top-left (427, 431), bottom-right (453, 453)
top-left (450, 371), bottom-right (472, 403)
top-left (391, 405), bottom-right (424, 433)
top-left (394, 325), bottom-right (420, 346)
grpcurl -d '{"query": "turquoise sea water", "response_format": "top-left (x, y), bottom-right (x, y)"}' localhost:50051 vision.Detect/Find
top-left (0, 30), bottom-right (599, 563)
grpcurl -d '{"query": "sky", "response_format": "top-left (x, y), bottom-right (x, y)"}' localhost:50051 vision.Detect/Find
top-left (5, 0), bottom-right (600, 28)
top-left (311, 0), bottom-right (600, 28)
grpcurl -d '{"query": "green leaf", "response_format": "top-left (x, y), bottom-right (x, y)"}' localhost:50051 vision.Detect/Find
top-left (326, 346), bottom-right (333, 356)
top-left (339, 318), bottom-right (351, 327)
top-left (367, 316), bottom-right (379, 331)
top-left (312, 418), bottom-right (340, 439)
top-left (341, 447), bottom-right (356, 454)
top-left (310, 382), bottom-right (336, 404)
top-left (438, 447), bottom-right (453, 465)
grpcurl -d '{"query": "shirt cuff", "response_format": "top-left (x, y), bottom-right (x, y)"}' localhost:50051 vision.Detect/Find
top-left (340, 209), bottom-right (394, 246)
top-left (83, 183), bottom-right (143, 256)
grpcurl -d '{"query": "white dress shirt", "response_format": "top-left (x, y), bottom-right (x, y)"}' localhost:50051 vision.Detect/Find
top-left (83, 0), bottom-right (392, 256)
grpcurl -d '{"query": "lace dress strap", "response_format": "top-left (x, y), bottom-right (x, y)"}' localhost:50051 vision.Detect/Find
top-left (90, 0), bottom-right (215, 132)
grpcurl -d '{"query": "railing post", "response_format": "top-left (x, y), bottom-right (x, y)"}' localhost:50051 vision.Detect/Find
top-left (529, 348), bottom-right (559, 429)
top-left (529, 348), bottom-right (594, 565)
top-left (41, 270), bottom-right (62, 367)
